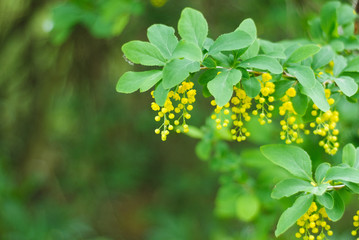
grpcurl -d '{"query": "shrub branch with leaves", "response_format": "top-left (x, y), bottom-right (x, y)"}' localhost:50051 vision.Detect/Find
top-left (117, 1), bottom-right (359, 239)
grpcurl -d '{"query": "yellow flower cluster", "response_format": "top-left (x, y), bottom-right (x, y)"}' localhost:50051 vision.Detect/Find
top-left (252, 73), bottom-right (276, 125)
top-left (210, 73), bottom-right (275, 142)
top-left (279, 87), bottom-right (309, 144)
top-left (351, 210), bottom-right (359, 239)
top-left (296, 202), bottom-right (333, 240)
top-left (309, 89), bottom-right (339, 155)
top-left (151, 81), bottom-right (196, 141)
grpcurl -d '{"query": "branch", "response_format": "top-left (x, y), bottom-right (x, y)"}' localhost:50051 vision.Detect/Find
top-left (327, 184), bottom-right (346, 190)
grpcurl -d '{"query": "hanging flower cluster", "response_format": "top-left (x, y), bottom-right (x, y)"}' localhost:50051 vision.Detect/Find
top-left (351, 210), bottom-right (359, 239)
top-left (210, 73), bottom-right (275, 142)
top-left (252, 73), bottom-right (276, 126)
top-left (309, 89), bottom-right (340, 155)
top-left (151, 80), bottom-right (196, 141)
top-left (279, 87), bottom-right (309, 144)
top-left (295, 202), bottom-right (333, 240)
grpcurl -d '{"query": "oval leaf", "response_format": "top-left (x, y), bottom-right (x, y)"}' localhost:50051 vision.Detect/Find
top-left (287, 44), bottom-right (320, 63)
top-left (287, 65), bottom-right (316, 88)
top-left (312, 46), bottom-right (335, 70)
top-left (326, 166), bottom-right (359, 183)
top-left (172, 40), bottom-right (203, 62)
top-left (342, 143), bottom-right (357, 167)
top-left (154, 81), bottom-right (169, 106)
top-left (239, 56), bottom-right (283, 74)
top-left (291, 91), bottom-right (309, 116)
top-left (122, 40), bottom-right (166, 66)
top-left (208, 69), bottom-right (242, 106)
top-left (116, 70), bottom-right (162, 93)
top-left (300, 81), bottom-right (330, 112)
top-left (235, 194), bottom-right (260, 222)
top-left (275, 194), bottom-right (313, 237)
top-left (235, 18), bottom-right (257, 39)
top-left (242, 77), bottom-right (261, 98)
top-left (147, 24), bottom-right (178, 59)
top-left (334, 76), bottom-right (358, 97)
top-left (209, 30), bottom-right (253, 55)
top-left (260, 145), bottom-right (313, 181)
top-left (344, 56), bottom-right (359, 72)
top-left (162, 59), bottom-right (200, 89)
top-left (178, 8), bottom-right (208, 48)
top-left (325, 191), bottom-right (345, 222)
top-left (316, 192), bottom-right (334, 209)
top-left (315, 162), bottom-right (331, 184)
top-left (271, 179), bottom-right (313, 199)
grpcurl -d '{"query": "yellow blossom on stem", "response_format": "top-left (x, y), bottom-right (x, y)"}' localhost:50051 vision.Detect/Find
top-left (310, 89), bottom-right (340, 155)
top-left (151, 80), bottom-right (196, 141)
top-left (295, 202), bottom-right (333, 240)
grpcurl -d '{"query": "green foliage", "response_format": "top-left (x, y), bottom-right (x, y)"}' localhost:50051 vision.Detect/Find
top-left (275, 194), bottom-right (313, 237)
top-left (117, 1), bottom-right (359, 239)
top-left (51, 0), bottom-right (142, 43)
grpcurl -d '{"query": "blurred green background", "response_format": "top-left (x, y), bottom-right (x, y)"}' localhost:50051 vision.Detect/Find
top-left (1, 0), bottom-right (358, 239)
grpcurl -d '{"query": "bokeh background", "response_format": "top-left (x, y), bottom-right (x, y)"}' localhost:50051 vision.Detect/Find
top-left (1, 0), bottom-right (358, 239)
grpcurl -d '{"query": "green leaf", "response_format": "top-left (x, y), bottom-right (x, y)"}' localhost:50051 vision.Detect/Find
top-left (184, 125), bottom-right (204, 139)
top-left (344, 181), bottom-right (359, 193)
top-left (312, 46), bottom-right (335, 70)
top-left (208, 30), bottom-right (253, 55)
top-left (215, 184), bottom-right (240, 218)
top-left (292, 91), bottom-right (308, 116)
top-left (203, 38), bottom-right (214, 51)
top-left (337, 4), bottom-right (357, 26)
top-left (207, 69), bottom-right (242, 106)
top-left (178, 8), bottom-right (208, 48)
top-left (202, 57), bottom-right (217, 68)
top-left (260, 145), bottom-right (313, 181)
top-left (316, 192), bottom-right (334, 209)
top-left (286, 44), bottom-right (320, 63)
top-left (300, 81), bottom-right (330, 112)
top-left (196, 139), bottom-right (212, 161)
top-left (342, 144), bottom-right (357, 167)
top-left (259, 39), bottom-right (284, 54)
top-left (326, 166), bottom-right (359, 183)
top-left (344, 56), bottom-right (359, 72)
top-left (235, 194), bottom-right (260, 222)
top-left (122, 40), bottom-right (166, 66)
top-left (116, 70), bottom-right (162, 93)
top-left (172, 40), bottom-right (203, 62)
top-left (309, 17), bottom-right (323, 39)
top-left (241, 39), bottom-right (260, 60)
top-left (198, 69), bottom-right (220, 85)
top-left (330, 39), bottom-right (344, 52)
top-left (334, 76), bottom-right (358, 97)
top-left (147, 24), bottom-right (178, 59)
top-left (311, 183), bottom-right (330, 196)
top-left (154, 81), bottom-right (169, 106)
top-left (162, 59), bottom-right (200, 89)
top-left (333, 55), bottom-right (347, 76)
top-left (320, 1), bottom-right (340, 37)
top-left (242, 77), bottom-right (261, 98)
top-left (271, 179), bottom-right (313, 199)
top-left (325, 191), bottom-right (344, 222)
top-left (272, 80), bottom-right (294, 99)
top-left (275, 194), bottom-right (313, 237)
top-left (239, 56), bottom-right (283, 74)
top-left (355, 148), bottom-right (359, 169)
top-left (235, 18), bottom-right (257, 39)
top-left (315, 163), bottom-right (331, 184)
top-left (287, 65), bottom-right (316, 88)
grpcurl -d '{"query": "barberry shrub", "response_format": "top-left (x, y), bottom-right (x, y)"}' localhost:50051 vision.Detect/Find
top-left (117, 1), bottom-right (359, 239)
